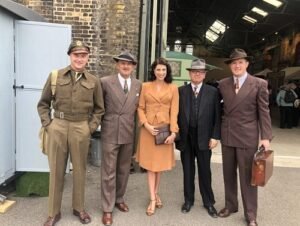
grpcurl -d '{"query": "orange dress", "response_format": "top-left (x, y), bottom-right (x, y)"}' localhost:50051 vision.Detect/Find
top-left (135, 82), bottom-right (179, 172)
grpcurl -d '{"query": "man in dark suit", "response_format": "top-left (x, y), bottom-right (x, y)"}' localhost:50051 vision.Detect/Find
top-left (218, 49), bottom-right (272, 226)
top-left (175, 59), bottom-right (221, 218)
top-left (100, 52), bottom-right (142, 226)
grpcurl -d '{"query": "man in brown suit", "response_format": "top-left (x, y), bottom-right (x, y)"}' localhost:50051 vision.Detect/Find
top-left (218, 49), bottom-right (272, 226)
top-left (100, 52), bottom-right (142, 226)
top-left (37, 40), bottom-right (105, 226)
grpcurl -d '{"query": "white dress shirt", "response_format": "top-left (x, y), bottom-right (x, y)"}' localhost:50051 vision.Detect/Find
top-left (118, 73), bottom-right (131, 92)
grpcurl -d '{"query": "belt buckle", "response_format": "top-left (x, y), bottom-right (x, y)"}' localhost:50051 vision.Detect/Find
top-left (59, 112), bottom-right (64, 119)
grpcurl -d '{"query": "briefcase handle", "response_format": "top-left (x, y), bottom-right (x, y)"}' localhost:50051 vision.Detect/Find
top-left (254, 145), bottom-right (265, 161)
top-left (255, 136), bottom-right (274, 159)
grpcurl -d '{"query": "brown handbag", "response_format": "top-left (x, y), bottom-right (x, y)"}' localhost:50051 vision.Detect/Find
top-left (154, 124), bottom-right (171, 145)
top-left (251, 146), bottom-right (274, 187)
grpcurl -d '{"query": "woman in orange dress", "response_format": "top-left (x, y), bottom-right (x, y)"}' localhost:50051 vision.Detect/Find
top-left (135, 58), bottom-right (179, 216)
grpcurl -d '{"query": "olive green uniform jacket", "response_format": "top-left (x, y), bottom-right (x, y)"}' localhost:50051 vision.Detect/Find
top-left (37, 65), bottom-right (104, 133)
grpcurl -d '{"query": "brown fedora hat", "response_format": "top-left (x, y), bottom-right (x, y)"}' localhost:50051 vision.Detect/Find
top-left (224, 48), bottom-right (253, 64)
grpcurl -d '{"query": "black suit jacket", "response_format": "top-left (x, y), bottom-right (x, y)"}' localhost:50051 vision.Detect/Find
top-left (175, 83), bottom-right (221, 151)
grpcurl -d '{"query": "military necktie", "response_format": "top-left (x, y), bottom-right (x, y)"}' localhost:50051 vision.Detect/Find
top-left (235, 78), bottom-right (239, 94)
top-left (193, 85), bottom-right (198, 97)
top-left (74, 72), bottom-right (82, 82)
top-left (124, 79), bottom-right (128, 94)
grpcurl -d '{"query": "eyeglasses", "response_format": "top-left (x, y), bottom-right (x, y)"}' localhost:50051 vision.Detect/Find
top-left (190, 70), bottom-right (206, 74)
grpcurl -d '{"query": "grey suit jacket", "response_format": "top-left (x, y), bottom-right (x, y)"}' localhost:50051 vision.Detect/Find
top-left (219, 74), bottom-right (272, 148)
top-left (100, 75), bottom-right (142, 144)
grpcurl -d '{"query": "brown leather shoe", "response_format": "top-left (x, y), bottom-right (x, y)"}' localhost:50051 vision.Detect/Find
top-left (73, 209), bottom-right (91, 224)
top-left (44, 213), bottom-right (61, 226)
top-left (102, 212), bottom-right (113, 226)
top-left (248, 220), bottom-right (258, 226)
top-left (115, 202), bottom-right (129, 212)
top-left (218, 207), bottom-right (238, 218)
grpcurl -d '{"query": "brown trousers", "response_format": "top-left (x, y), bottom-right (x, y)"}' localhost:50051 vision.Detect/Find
top-left (47, 118), bottom-right (90, 217)
top-left (221, 145), bottom-right (258, 222)
top-left (101, 142), bottom-right (133, 212)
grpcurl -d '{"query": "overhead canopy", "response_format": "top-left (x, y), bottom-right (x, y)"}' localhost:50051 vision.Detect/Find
top-left (0, 0), bottom-right (45, 21)
top-left (168, 0), bottom-right (300, 54)
top-left (254, 68), bottom-right (272, 77)
top-left (281, 67), bottom-right (300, 80)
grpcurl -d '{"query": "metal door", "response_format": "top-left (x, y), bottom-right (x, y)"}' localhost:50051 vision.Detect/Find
top-left (0, 10), bottom-right (15, 184)
top-left (15, 21), bottom-right (71, 171)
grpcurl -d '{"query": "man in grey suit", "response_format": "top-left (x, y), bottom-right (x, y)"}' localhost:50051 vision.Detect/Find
top-left (175, 59), bottom-right (220, 218)
top-left (100, 52), bottom-right (142, 226)
top-left (218, 49), bottom-right (272, 226)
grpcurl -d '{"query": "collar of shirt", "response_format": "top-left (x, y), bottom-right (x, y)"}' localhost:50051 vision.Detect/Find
top-left (191, 82), bottom-right (202, 93)
top-left (233, 72), bottom-right (247, 88)
top-left (118, 73), bottom-right (132, 91)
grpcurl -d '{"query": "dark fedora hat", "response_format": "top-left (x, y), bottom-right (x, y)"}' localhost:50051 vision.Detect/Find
top-left (67, 40), bottom-right (90, 55)
top-left (113, 51), bottom-right (137, 65)
top-left (186, 59), bottom-right (210, 71)
top-left (224, 48), bottom-right (253, 64)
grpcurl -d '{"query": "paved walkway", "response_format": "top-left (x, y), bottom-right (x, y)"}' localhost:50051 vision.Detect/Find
top-left (0, 108), bottom-right (299, 226)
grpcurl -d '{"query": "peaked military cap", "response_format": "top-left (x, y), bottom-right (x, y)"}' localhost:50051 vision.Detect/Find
top-left (67, 40), bottom-right (90, 55)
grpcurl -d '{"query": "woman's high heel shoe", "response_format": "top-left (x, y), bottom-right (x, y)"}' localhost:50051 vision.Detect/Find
top-left (146, 199), bottom-right (156, 216)
top-left (155, 194), bottom-right (163, 209)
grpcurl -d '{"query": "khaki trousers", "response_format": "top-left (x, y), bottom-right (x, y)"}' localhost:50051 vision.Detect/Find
top-left (47, 118), bottom-right (90, 217)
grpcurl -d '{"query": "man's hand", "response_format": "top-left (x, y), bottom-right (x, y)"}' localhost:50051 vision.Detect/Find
top-left (209, 138), bottom-right (218, 149)
top-left (259, 139), bottom-right (271, 151)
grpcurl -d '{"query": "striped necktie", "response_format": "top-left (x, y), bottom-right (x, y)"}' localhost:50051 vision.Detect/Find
top-left (193, 85), bottom-right (198, 97)
top-left (124, 79), bottom-right (128, 94)
top-left (235, 78), bottom-right (239, 94)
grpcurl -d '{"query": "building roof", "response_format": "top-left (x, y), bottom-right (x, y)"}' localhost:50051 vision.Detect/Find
top-left (0, 0), bottom-right (45, 21)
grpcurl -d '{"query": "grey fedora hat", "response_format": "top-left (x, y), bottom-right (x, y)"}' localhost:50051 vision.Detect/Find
top-left (113, 51), bottom-right (137, 65)
top-left (186, 59), bottom-right (210, 71)
top-left (224, 48), bottom-right (253, 64)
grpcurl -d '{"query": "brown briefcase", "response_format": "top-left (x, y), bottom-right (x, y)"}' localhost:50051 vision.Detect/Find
top-left (251, 146), bottom-right (274, 187)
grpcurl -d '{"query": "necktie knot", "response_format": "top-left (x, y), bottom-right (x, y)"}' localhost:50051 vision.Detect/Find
top-left (124, 79), bottom-right (128, 94)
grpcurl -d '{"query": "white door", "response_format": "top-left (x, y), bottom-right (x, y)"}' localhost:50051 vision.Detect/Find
top-left (15, 21), bottom-right (71, 171)
top-left (0, 10), bottom-right (15, 184)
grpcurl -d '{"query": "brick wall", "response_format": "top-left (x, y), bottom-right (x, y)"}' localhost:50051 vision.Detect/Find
top-left (14, 0), bottom-right (141, 77)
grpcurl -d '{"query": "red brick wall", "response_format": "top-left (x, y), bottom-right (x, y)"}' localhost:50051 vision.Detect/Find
top-left (14, 0), bottom-right (141, 77)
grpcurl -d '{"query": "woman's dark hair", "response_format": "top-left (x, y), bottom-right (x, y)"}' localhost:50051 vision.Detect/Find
top-left (149, 57), bottom-right (173, 83)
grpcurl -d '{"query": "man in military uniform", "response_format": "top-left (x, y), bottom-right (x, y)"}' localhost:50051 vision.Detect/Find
top-left (37, 41), bottom-right (105, 226)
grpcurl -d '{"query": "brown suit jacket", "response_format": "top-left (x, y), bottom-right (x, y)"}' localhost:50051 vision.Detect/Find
top-left (100, 75), bottom-right (142, 144)
top-left (219, 74), bottom-right (272, 148)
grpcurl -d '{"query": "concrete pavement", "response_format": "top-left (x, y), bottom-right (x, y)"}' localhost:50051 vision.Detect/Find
top-left (0, 109), bottom-right (299, 226)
